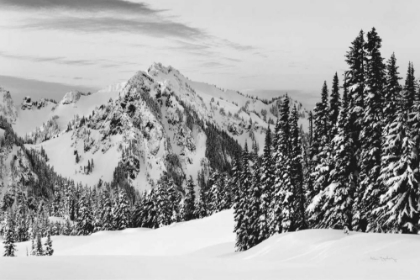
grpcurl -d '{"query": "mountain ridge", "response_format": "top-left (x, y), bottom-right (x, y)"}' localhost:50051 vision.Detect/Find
top-left (0, 63), bottom-right (309, 196)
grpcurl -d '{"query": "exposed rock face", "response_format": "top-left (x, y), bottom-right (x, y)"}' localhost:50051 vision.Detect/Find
top-left (28, 116), bottom-right (61, 144)
top-left (0, 88), bottom-right (17, 123)
top-left (21, 96), bottom-right (56, 110)
top-left (61, 91), bottom-right (91, 105)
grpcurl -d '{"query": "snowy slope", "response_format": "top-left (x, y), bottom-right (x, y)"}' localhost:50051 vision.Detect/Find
top-left (13, 85), bottom-right (126, 142)
top-left (149, 63), bottom-right (309, 147)
top-left (4, 210), bottom-right (418, 280)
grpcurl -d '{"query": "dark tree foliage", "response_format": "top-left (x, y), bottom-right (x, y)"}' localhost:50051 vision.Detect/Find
top-left (329, 73), bottom-right (341, 138)
top-left (204, 122), bottom-right (242, 173)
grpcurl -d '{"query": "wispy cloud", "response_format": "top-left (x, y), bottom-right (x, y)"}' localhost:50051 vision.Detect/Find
top-left (2, 0), bottom-right (257, 50)
top-left (199, 61), bottom-right (232, 68)
top-left (1, 0), bottom-right (165, 14)
top-left (19, 16), bottom-right (205, 39)
top-left (220, 39), bottom-right (256, 51)
top-left (0, 51), bottom-right (139, 68)
top-left (1, 0), bottom-right (259, 69)
top-left (2, 0), bottom-right (206, 40)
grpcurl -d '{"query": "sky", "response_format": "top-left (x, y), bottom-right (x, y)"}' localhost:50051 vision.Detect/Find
top-left (0, 0), bottom-right (419, 109)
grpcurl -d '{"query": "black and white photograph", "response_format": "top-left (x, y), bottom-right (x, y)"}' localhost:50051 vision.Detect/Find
top-left (0, 0), bottom-right (418, 279)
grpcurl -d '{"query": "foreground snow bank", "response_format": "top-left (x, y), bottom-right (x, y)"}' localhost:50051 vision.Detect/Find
top-left (14, 209), bottom-right (235, 257)
top-left (2, 210), bottom-right (419, 279)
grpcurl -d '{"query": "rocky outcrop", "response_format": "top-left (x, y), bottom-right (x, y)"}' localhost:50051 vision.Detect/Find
top-left (0, 88), bottom-right (17, 123)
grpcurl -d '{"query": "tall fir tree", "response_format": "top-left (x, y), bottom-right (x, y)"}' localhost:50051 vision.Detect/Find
top-left (208, 171), bottom-right (222, 215)
top-left (197, 173), bottom-right (210, 219)
top-left (234, 143), bottom-right (251, 251)
top-left (257, 126), bottom-right (274, 243)
top-left (375, 106), bottom-right (420, 233)
top-left (3, 212), bottom-right (16, 257)
top-left (77, 189), bottom-right (94, 235)
top-left (44, 230), bottom-right (54, 256)
top-left (356, 27), bottom-right (386, 232)
top-left (247, 155), bottom-right (262, 249)
top-left (35, 234), bottom-right (44, 256)
top-left (113, 188), bottom-right (131, 230)
top-left (271, 96), bottom-right (295, 233)
top-left (345, 30), bottom-right (366, 161)
top-left (290, 105), bottom-right (306, 230)
top-left (329, 73), bottom-right (341, 139)
top-left (316, 82), bottom-right (355, 230)
top-left (156, 183), bottom-right (172, 227)
top-left (308, 82), bottom-right (333, 228)
top-left (404, 62), bottom-right (416, 109)
top-left (183, 176), bottom-right (196, 221)
top-left (100, 189), bottom-right (113, 231)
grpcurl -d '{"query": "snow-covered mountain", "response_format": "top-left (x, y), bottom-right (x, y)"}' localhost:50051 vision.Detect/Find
top-left (0, 63), bottom-right (308, 193)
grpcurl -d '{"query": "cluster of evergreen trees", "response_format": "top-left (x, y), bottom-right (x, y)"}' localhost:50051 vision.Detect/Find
top-left (230, 27), bottom-right (420, 252)
top-left (308, 28), bottom-right (420, 234)
top-left (2, 190), bottom-right (54, 257)
top-left (231, 99), bottom-right (305, 251)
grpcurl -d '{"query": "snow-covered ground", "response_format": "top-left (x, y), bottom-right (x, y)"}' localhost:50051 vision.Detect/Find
top-left (2, 210), bottom-right (418, 279)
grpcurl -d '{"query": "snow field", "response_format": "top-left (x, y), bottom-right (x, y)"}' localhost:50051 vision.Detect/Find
top-left (2, 210), bottom-right (418, 280)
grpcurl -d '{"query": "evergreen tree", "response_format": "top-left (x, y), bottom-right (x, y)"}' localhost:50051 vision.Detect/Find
top-left (257, 126), bottom-right (274, 243)
top-left (308, 83), bottom-right (333, 228)
top-left (316, 84), bottom-right (355, 230)
top-left (112, 188), bottom-right (131, 230)
top-left (404, 62), bottom-right (416, 109)
top-left (63, 219), bottom-right (73, 236)
top-left (375, 107), bottom-right (420, 233)
top-left (156, 183), bottom-right (172, 227)
top-left (247, 156), bottom-right (262, 248)
top-left (197, 174), bottom-right (210, 219)
top-left (356, 27), bottom-right (386, 232)
top-left (345, 30), bottom-right (366, 163)
top-left (166, 180), bottom-right (181, 223)
top-left (35, 234), bottom-right (44, 256)
top-left (183, 176), bottom-right (196, 221)
top-left (290, 105), bottom-right (306, 230)
top-left (100, 189), bottom-right (113, 231)
top-left (219, 174), bottom-right (232, 210)
top-left (208, 171), bottom-right (222, 214)
top-left (3, 213), bottom-right (16, 257)
top-left (234, 143), bottom-right (251, 251)
top-left (329, 73), bottom-right (341, 138)
top-left (383, 53), bottom-right (402, 125)
top-left (315, 82), bottom-right (329, 145)
top-left (271, 96), bottom-right (295, 233)
top-left (76, 190), bottom-right (94, 235)
top-left (44, 230), bottom-right (54, 256)
top-left (30, 228), bottom-right (36, 255)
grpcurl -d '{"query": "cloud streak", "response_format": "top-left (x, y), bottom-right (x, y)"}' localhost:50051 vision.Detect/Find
top-left (20, 16), bottom-right (206, 39)
top-left (2, 0), bottom-right (207, 40)
top-left (2, 0), bottom-right (256, 50)
top-left (1, 0), bottom-right (258, 69)
top-left (1, 0), bottom-right (165, 14)
top-left (0, 51), bottom-right (139, 68)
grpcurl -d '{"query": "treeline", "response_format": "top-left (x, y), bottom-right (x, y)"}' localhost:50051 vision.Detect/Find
top-left (0, 168), bottom-right (238, 256)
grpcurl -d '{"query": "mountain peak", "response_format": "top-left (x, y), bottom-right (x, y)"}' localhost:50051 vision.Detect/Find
top-left (60, 91), bottom-right (91, 105)
top-left (148, 62), bottom-right (181, 77)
